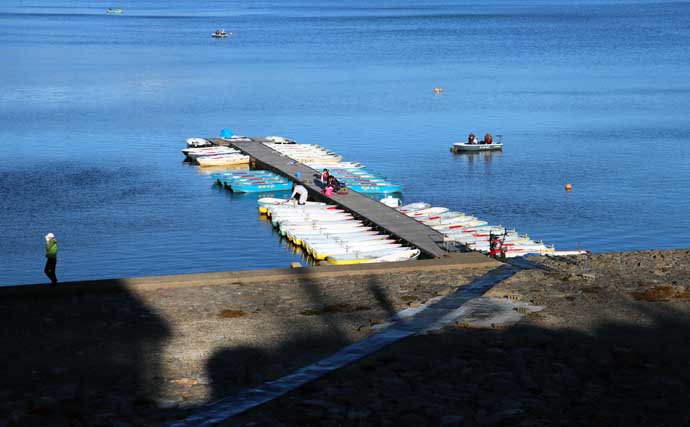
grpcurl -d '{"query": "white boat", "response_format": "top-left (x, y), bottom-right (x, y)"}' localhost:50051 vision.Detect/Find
top-left (264, 136), bottom-right (296, 144)
top-left (182, 146), bottom-right (240, 160)
top-left (296, 231), bottom-right (383, 244)
top-left (398, 202), bottom-right (430, 214)
top-left (258, 197), bottom-right (326, 207)
top-left (380, 196), bottom-right (402, 208)
top-left (186, 137), bottom-right (212, 147)
top-left (308, 242), bottom-right (403, 260)
top-left (196, 154), bottom-right (250, 167)
top-left (420, 211), bottom-right (466, 224)
top-left (211, 29), bottom-right (228, 38)
top-left (326, 248), bottom-right (420, 265)
top-left (407, 207), bottom-right (449, 218)
top-left (302, 234), bottom-right (393, 248)
top-left (266, 206), bottom-right (344, 217)
top-left (451, 142), bottom-right (503, 152)
top-left (276, 216), bottom-right (355, 227)
top-left (287, 228), bottom-right (376, 244)
top-left (431, 219), bottom-right (487, 231)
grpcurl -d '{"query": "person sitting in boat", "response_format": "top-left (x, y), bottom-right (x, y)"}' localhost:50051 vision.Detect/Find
top-left (290, 183), bottom-right (309, 205)
top-left (468, 133), bottom-right (478, 144)
top-left (483, 133), bottom-right (493, 144)
top-left (321, 168), bottom-right (330, 183)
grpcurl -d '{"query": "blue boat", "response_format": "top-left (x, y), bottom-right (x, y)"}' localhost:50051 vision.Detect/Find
top-left (229, 181), bottom-right (293, 193)
top-left (212, 170), bottom-right (289, 190)
top-left (348, 183), bottom-right (403, 194)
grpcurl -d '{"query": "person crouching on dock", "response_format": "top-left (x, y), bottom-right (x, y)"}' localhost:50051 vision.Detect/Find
top-left (290, 183), bottom-right (309, 205)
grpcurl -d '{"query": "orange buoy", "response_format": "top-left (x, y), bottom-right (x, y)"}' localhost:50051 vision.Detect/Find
top-left (434, 87), bottom-right (443, 94)
top-left (565, 183), bottom-right (573, 192)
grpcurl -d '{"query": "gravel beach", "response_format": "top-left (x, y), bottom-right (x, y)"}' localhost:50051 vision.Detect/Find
top-left (2, 249), bottom-right (689, 426)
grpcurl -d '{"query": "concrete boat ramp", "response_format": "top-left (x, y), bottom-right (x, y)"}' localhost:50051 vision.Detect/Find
top-left (209, 138), bottom-right (450, 259)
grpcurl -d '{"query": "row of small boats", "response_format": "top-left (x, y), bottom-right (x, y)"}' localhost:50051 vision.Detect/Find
top-left (264, 143), bottom-right (403, 193)
top-left (265, 143), bottom-right (343, 164)
top-left (257, 198), bottom-right (421, 265)
top-left (308, 163), bottom-right (403, 194)
top-left (184, 138), bottom-right (403, 194)
top-left (213, 170), bottom-right (292, 193)
top-left (396, 202), bottom-right (588, 258)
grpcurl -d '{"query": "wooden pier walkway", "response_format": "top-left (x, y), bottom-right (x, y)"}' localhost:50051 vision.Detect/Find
top-left (209, 138), bottom-right (448, 258)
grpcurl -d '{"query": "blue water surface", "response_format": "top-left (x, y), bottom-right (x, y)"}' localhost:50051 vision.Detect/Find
top-left (2, 0), bottom-right (689, 285)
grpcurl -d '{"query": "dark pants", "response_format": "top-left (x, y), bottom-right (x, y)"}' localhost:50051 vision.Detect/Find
top-left (44, 258), bottom-right (58, 284)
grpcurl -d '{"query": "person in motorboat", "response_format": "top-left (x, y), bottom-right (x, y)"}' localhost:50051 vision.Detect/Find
top-left (289, 182), bottom-right (309, 205)
top-left (467, 133), bottom-right (478, 144)
top-left (321, 168), bottom-right (330, 183)
top-left (483, 133), bottom-right (493, 144)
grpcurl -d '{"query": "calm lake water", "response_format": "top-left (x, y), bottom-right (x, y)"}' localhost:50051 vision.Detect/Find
top-left (2, 0), bottom-right (689, 285)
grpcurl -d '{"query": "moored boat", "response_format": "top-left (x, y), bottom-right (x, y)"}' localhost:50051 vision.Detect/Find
top-left (196, 154), bottom-right (250, 167)
top-left (186, 137), bottom-right (212, 147)
top-left (326, 248), bottom-right (420, 265)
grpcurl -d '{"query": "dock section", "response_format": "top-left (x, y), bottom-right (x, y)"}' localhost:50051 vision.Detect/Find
top-left (209, 138), bottom-right (448, 258)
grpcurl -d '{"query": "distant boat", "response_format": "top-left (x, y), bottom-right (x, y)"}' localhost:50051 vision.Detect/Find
top-left (450, 142), bottom-right (503, 153)
top-left (211, 29), bottom-right (228, 38)
top-left (106, 8), bottom-right (123, 14)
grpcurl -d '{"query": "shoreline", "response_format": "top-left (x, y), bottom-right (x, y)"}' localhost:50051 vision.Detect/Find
top-left (0, 252), bottom-right (497, 293)
top-left (2, 249), bottom-right (689, 426)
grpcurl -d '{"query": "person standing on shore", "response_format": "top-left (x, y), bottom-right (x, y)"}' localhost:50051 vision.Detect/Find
top-left (44, 233), bottom-right (58, 285)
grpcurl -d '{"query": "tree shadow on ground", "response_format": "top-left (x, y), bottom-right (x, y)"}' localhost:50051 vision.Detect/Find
top-left (227, 299), bottom-right (690, 427)
top-left (0, 280), bottom-right (171, 427)
top-left (206, 272), bottom-right (400, 404)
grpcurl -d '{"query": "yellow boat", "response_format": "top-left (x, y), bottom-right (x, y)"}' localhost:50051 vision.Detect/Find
top-left (327, 256), bottom-right (375, 265)
top-left (326, 248), bottom-right (421, 265)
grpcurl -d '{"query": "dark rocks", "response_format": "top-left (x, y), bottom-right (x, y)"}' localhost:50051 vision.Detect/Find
top-left (346, 408), bottom-right (370, 420)
top-left (398, 412), bottom-right (428, 426)
top-left (440, 415), bottom-right (465, 427)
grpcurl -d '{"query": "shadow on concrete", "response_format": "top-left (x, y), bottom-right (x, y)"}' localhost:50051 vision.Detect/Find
top-left (225, 299), bottom-right (690, 426)
top-left (0, 280), bottom-right (171, 426)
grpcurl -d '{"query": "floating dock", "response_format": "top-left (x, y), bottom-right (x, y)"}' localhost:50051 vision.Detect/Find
top-left (209, 138), bottom-right (449, 258)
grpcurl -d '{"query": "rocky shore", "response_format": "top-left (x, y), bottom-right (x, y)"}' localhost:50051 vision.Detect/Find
top-left (232, 249), bottom-right (690, 427)
top-left (2, 249), bottom-right (689, 426)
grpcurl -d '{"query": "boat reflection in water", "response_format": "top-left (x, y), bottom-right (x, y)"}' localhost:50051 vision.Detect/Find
top-left (452, 150), bottom-right (502, 169)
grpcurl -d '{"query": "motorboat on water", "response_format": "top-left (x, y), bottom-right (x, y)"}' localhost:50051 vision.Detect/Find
top-left (106, 8), bottom-right (123, 14)
top-left (451, 142), bottom-right (503, 153)
top-left (211, 29), bottom-right (228, 38)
